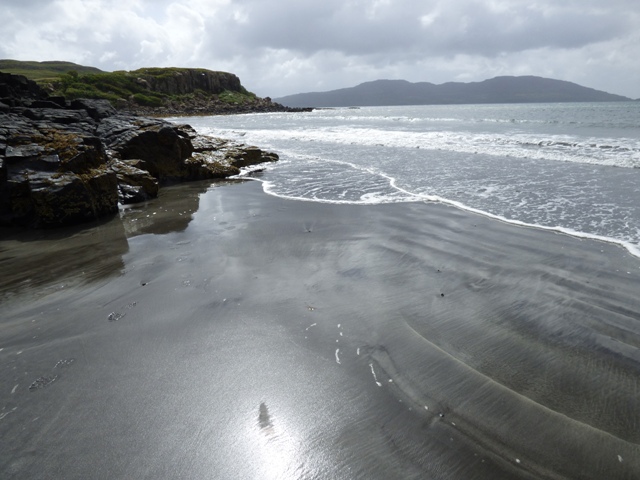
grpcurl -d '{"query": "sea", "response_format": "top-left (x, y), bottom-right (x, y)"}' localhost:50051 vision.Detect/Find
top-left (172, 102), bottom-right (640, 256)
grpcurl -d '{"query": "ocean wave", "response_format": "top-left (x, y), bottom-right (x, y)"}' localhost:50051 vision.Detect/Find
top-left (203, 125), bottom-right (640, 169)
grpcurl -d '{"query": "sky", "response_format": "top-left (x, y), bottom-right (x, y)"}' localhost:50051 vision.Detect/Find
top-left (1, 0), bottom-right (639, 99)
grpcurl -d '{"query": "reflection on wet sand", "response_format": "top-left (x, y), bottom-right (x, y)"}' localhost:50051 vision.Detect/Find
top-left (0, 217), bottom-right (129, 303)
top-left (0, 179), bottom-right (241, 302)
top-left (118, 179), bottom-right (235, 237)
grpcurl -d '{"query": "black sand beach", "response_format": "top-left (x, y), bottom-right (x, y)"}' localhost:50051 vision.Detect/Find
top-left (1, 180), bottom-right (639, 479)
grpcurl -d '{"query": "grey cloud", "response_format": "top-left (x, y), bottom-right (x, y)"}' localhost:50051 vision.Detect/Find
top-left (429, 4), bottom-right (630, 55)
top-left (198, 0), bottom-right (632, 61)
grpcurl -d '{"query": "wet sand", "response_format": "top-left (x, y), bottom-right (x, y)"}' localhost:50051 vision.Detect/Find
top-left (1, 180), bottom-right (639, 479)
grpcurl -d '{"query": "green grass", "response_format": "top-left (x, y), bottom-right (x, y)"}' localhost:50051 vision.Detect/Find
top-left (0, 59), bottom-right (103, 81)
top-left (132, 93), bottom-right (164, 107)
top-left (54, 71), bottom-right (164, 103)
top-left (218, 89), bottom-right (257, 104)
top-left (131, 67), bottom-right (213, 77)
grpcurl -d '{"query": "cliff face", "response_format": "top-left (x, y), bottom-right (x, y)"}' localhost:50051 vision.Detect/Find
top-left (124, 68), bottom-right (311, 117)
top-left (134, 69), bottom-right (243, 96)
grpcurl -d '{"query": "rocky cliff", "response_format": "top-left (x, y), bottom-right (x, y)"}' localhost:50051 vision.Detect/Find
top-left (124, 68), bottom-right (311, 116)
top-left (133, 68), bottom-right (242, 96)
top-left (0, 72), bottom-right (279, 228)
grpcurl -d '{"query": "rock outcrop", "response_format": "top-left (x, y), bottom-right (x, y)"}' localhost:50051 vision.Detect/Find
top-left (0, 73), bottom-right (279, 228)
top-left (128, 94), bottom-right (310, 117)
top-left (124, 68), bottom-right (312, 116)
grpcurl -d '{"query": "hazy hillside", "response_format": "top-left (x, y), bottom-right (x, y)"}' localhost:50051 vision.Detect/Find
top-left (275, 76), bottom-right (632, 107)
top-left (0, 59), bottom-right (103, 81)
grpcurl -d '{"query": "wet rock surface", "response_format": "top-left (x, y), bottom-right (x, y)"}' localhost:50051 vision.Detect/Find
top-left (0, 72), bottom-right (280, 228)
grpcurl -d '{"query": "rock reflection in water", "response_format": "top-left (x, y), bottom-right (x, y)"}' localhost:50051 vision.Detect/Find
top-left (118, 179), bottom-right (228, 237)
top-left (0, 179), bottom-right (242, 301)
top-left (0, 216), bottom-right (129, 302)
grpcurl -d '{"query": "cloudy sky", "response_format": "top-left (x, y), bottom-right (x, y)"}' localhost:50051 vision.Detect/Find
top-left (2, 0), bottom-right (639, 99)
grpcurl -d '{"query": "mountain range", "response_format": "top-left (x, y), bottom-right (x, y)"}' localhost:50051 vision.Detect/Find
top-left (274, 76), bottom-right (633, 107)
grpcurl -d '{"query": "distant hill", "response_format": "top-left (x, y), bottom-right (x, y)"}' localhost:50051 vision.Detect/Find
top-left (275, 76), bottom-right (632, 107)
top-left (0, 59), bottom-right (104, 81)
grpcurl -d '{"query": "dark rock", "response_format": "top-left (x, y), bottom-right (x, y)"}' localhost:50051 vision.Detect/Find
top-left (0, 72), bottom-right (281, 228)
top-left (21, 107), bottom-right (91, 125)
top-left (117, 184), bottom-right (150, 204)
top-left (70, 98), bottom-right (117, 120)
top-left (30, 100), bottom-right (64, 109)
top-left (5, 143), bottom-right (46, 160)
top-left (96, 115), bottom-right (165, 146)
top-left (57, 134), bottom-right (108, 173)
top-left (14, 169), bottom-right (118, 227)
top-left (107, 123), bottom-right (193, 182)
top-left (0, 72), bottom-right (48, 105)
top-left (227, 146), bottom-right (279, 168)
top-left (48, 96), bottom-right (68, 108)
top-left (110, 160), bottom-right (158, 204)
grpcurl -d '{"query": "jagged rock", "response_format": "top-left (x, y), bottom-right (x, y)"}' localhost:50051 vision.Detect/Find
top-left (0, 72), bottom-right (281, 228)
top-left (226, 146), bottom-right (279, 168)
top-left (70, 99), bottom-right (116, 120)
top-left (0, 72), bottom-right (47, 105)
top-left (96, 114), bottom-right (160, 144)
top-left (21, 107), bottom-right (92, 125)
top-left (104, 121), bottom-right (194, 182)
top-left (110, 160), bottom-right (158, 204)
top-left (16, 169), bottom-right (118, 227)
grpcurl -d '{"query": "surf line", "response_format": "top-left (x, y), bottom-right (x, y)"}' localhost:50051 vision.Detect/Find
top-left (369, 363), bottom-right (383, 387)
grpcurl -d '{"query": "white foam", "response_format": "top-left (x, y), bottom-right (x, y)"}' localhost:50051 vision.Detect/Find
top-left (369, 363), bottom-right (383, 387)
top-left (201, 125), bottom-right (640, 169)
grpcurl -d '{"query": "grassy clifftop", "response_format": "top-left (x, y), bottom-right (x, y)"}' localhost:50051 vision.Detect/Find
top-left (0, 60), bottom-right (258, 109)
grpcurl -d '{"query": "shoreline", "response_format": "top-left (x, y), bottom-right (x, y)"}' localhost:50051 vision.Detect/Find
top-left (254, 170), bottom-right (640, 260)
top-left (1, 180), bottom-right (639, 479)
